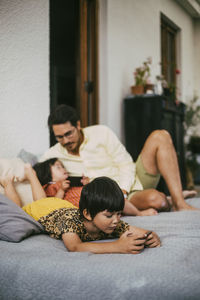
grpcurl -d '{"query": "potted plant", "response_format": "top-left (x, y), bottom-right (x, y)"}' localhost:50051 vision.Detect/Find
top-left (184, 96), bottom-right (200, 188)
top-left (131, 57), bottom-right (152, 95)
top-left (162, 69), bottom-right (181, 102)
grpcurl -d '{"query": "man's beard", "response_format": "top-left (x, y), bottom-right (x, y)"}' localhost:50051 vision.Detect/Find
top-left (64, 142), bottom-right (79, 154)
top-left (64, 142), bottom-right (74, 149)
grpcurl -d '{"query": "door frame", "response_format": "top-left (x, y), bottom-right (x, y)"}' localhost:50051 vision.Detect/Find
top-left (79, 0), bottom-right (99, 127)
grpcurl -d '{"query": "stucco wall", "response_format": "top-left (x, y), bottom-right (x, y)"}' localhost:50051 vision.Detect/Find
top-left (0, 0), bottom-right (49, 158)
top-left (0, 0), bottom-right (199, 158)
top-left (99, 0), bottom-right (199, 140)
top-left (194, 20), bottom-right (200, 96)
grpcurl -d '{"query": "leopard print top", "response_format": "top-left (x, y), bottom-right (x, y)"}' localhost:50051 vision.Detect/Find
top-left (38, 208), bottom-right (130, 241)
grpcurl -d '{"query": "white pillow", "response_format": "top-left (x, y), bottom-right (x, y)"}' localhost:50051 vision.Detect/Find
top-left (0, 158), bottom-right (33, 206)
top-left (17, 149), bottom-right (38, 166)
top-left (0, 158), bottom-right (24, 178)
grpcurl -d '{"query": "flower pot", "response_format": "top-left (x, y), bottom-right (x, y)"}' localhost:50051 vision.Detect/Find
top-left (131, 85), bottom-right (144, 95)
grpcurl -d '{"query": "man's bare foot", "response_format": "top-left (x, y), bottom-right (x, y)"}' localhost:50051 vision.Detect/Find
top-left (167, 190), bottom-right (197, 207)
top-left (140, 208), bottom-right (158, 216)
top-left (182, 190), bottom-right (197, 199)
top-left (173, 202), bottom-right (199, 211)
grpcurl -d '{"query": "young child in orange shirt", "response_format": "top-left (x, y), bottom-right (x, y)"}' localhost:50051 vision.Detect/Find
top-left (33, 158), bottom-right (89, 207)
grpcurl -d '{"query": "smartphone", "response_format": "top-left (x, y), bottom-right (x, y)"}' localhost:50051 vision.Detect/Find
top-left (146, 231), bottom-right (152, 237)
top-left (68, 176), bottom-right (83, 187)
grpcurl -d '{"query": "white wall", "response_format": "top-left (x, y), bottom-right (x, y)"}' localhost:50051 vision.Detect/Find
top-left (99, 0), bottom-right (199, 140)
top-left (99, 0), bottom-right (161, 139)
top-left (1, 0), bottom-right (199, 158)
top-left (0, 0), bottom-right (49, 158)
top-left (194, 20), bottom-right (200, 96)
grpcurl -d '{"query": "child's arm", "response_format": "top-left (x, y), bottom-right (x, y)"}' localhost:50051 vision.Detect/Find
top-left (55, 180), bottom-right (70, 199)
top-left (54, 189), bottom-right (65, 199)
top-left (62, 231), bottom-right (147, 254)
top-left (24, 164), bottom-right (46, 201)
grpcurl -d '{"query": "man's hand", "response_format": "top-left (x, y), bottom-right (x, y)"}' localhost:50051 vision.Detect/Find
top-left (81, 176), bottom-right (90, 185)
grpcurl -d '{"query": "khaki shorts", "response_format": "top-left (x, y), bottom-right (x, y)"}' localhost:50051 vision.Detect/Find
top-left (127, 155), bottom-right (160, 200)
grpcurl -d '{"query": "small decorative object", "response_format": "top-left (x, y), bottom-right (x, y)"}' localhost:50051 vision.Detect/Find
top-left (131, 57), bottom-right (152, 95)
top-left (144, 83), bottom-right (154, 94)
top-left (154, 75), bottom-right (163, 95)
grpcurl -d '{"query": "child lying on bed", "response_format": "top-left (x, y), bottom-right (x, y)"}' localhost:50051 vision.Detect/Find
top-left (1, 164), bottom-right (160, 254)
top-left (33, 158), bottom-right (89, 207)
top-left (32, 158), bottom-right (159, 216)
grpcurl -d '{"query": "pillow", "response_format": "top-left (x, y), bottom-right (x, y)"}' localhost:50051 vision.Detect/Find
top-left (0, 157), bottom-right (25, 179)
top-left (17, 149), bottom-right (38, 166)
top-left (0, 193), bottom-right (44, 242)
top-left (0, 158), bottom-right (33, 205)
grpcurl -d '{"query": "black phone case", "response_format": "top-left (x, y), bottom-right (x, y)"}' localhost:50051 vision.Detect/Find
top-left (68, 176), bottom-right (83, 187)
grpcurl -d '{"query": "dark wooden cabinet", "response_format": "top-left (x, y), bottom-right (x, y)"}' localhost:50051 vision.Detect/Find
top-left (123, 94), bottom-right (186, 193)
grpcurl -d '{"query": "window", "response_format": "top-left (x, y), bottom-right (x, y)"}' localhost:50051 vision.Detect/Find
top-left (161, 14), bottom-right (180, 93)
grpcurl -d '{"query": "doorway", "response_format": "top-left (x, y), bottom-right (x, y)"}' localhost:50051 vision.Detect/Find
top-left (50, 0), bottom-right (99, 145)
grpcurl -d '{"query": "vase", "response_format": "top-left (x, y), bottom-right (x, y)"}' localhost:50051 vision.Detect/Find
top-left (131, 85), bottom-right (144, 95)
top-left (154, 80), bottom-right (163, 95)
top-left (144, 84), bottom-right (154, 93)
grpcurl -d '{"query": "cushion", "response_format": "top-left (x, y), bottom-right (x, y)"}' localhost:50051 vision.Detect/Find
top-left (0, 193), bottom-right (44, 242)
top-left (17, 149), bottom-right (38, 166)
top-left (0, 157), bottom-right (25, 179)
top-left (0, 158), bottom-right (33, 205)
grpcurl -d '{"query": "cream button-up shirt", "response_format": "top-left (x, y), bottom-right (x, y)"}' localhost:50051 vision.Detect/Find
top-left (41, 125), bottom-right (143, 193)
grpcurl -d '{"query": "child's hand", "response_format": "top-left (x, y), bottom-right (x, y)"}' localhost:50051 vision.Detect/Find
top-left (144, 231), bottom-right (161, 248)
top-left (128, 226), bottom-right (161, 248)
top-left (60, 180), bottom-right (70, 191)
top-left (116, 231), bottom-right (146, 254)
top-left (81, 176), bottom-right (90, 185)
top-left (128, 225), bottom-right (148, 236)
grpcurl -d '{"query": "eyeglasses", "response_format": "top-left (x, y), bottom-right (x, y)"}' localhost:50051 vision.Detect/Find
top-left (55, 127), bottom-right (76, 141)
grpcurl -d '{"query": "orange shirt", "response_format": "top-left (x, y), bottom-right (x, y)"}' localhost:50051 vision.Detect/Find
top-left (43, 181), bottom-right (82, 208)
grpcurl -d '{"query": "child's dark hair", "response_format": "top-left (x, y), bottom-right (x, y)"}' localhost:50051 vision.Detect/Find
top-left (33, 158), bottom-right (58, 186)
top-left (79, 177), bottom-right (125, 219)
top-left (48, 105), bottom-right (80, 130)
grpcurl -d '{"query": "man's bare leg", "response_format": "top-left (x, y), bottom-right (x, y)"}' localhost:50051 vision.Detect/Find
top-left (0, 176), bottom-right (22, 207)
top-left (130, 130), bottom-right (196, 211)
top-left (130, 189), bottom-right (171, 212)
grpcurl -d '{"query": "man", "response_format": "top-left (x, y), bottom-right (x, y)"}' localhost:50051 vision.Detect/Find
top-left (41, 104), bottom-right (197, 215)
